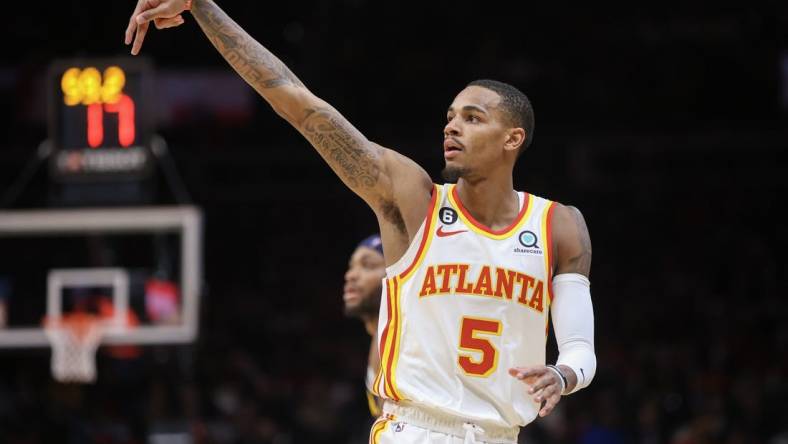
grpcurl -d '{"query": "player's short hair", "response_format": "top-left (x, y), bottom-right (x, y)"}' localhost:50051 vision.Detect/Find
top-left (467, 79), bottom-right (535, 151)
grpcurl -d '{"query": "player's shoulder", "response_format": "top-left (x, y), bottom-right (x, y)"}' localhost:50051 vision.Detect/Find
top-left (518, 191), bottom-right (576, 214)
top-left (517, 189), bottom-right (579, 217)
top-left (375, 143), bottom-right (432, 185)
top-left (519, 192), bottom-right (589, 241)
top-left (547, 201), bottom-right (587, 231)
top-left (552, 202), bottom-right (585, 221)
top-left (550, 201), bottom-right (592, 259)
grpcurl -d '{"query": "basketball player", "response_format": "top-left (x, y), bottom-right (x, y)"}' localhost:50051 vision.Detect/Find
top-left (343, 234), bottom-right (386, 417)
top-left (125, 2), bottom-right (596, 442)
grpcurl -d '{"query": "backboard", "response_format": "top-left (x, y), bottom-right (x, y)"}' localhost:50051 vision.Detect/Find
top-left (0, 205), bottom-right (202, 348)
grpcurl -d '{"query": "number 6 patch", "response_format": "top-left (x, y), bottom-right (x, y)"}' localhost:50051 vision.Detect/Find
top-left (439, 207), bottom-right (458, 225)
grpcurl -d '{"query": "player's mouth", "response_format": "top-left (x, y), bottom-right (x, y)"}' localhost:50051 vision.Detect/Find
top-left (343, 286), bottom-right (360, 302)
top-left (444, 138), bottom-right (464, 160)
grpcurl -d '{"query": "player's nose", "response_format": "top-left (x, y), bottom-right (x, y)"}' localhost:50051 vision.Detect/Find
top-left (444, 117), bottom-right (461, 138)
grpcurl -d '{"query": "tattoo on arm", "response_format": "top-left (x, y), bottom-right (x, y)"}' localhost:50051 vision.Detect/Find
top-left (191, 1), bottom-right (390, 207)
top-left (301, 107), bottom-right (381, 190)
top-left (190, 0), bottom-right (304, 91)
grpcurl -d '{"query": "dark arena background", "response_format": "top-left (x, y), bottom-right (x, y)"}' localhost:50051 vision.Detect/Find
top-left (0, 1), bottom-right (787, 443)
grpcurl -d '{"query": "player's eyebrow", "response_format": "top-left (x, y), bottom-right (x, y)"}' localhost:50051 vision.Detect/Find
top-left (447, 105), bottom-right (489, 115)
top-left (463, 105), bottom-right (488, 114)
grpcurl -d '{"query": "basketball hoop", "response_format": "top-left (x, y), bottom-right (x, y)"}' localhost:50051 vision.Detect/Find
top-left (44, 313), bottom-right (106, 383)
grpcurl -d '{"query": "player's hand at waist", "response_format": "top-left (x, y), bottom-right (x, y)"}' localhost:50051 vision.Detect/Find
top-left (125, 0), bottom-right (192, 55)
top-left (508, 365), bottom-right (565, 418)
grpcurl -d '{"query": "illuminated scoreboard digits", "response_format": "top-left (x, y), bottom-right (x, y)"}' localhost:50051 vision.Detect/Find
top-left (61, 66), bottom-right (135, 148)
top-left (48, 58), bottom-right (154, 181)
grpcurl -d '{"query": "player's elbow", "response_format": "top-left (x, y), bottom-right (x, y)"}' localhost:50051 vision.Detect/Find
top-left (270, 98), bottom-right (303, 125)
top-left (269, 101), bottom-right (293, 122)
top-left (266, 86), bottom-right (320, 126)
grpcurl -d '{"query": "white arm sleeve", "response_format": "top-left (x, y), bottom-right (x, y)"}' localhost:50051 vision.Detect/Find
top-left (551, 272), bottom-right (596, 394)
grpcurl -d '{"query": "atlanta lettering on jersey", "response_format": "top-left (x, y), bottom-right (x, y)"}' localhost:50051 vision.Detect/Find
top-left (418, 263), bottom-right (545, 313)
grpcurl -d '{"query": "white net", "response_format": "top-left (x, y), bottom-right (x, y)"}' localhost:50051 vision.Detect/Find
top-left (44, 314), bottom-right (105, 383)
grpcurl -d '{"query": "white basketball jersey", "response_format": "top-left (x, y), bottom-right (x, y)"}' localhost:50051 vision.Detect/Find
top-left (372, 183), bottom-right (557, 430)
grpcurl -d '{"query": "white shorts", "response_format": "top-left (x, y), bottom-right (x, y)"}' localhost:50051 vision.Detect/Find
top-left (369, 402), bottom-right (519, 444)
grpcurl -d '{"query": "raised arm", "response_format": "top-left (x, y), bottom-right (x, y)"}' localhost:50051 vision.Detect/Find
top-left (126, 0), bottom-right (432, 239)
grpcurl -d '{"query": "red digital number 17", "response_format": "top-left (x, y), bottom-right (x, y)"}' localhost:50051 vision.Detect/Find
top-left (87, 94), bottom-right (136, 148)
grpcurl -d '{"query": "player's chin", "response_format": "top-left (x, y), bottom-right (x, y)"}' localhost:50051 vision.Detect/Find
top-left (343, 303), bottom-right (362, 318)
top-left (441, 163), bottom-right (465, 183)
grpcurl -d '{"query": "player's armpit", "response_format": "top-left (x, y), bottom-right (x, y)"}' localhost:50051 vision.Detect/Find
top-left (375, 147), bottom-right (434, 226)
top-left (551, 204), bottom-right (592, 277)
top-left (367, 148), bottom-right (433, 264)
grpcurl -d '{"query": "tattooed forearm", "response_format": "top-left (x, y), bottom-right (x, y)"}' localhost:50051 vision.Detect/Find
top-left (190, 0), bottom-right (304, 92)
top-left (189, 1), bottom-right (386, 197)
top-left (301, 107), bottom-right (382, 189)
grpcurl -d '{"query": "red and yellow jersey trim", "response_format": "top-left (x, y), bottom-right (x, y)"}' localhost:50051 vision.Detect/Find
top-left (373, 184), bottom-right (441, 401)
top-left (542, 201), bottom-right (556, 339)
top-left (371, 279), bottom-right (396, 398)
top-left (366, 390), bottom-right (382, 418)
top-left (384, 277), bottom-right (403, 400)
top-left (448, 184), bottom-right (532, 240)
top-left (398, 184), bottom-right (440, 281)
top-left (371, 276), bottom-right (388, 397)
top-left (542, 201), bottom-right (557, 307)
top-left (369, 415), bottom-right (392, 444)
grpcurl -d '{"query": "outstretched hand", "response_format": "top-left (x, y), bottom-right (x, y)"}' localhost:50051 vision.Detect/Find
top-left (509, 366), bottom-right (563, 417)
top-left (124, 0), bottom-right (191, 55)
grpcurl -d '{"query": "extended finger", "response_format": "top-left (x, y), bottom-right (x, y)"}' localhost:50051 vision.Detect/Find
top-left (508, 366), bottom-right (546, 379)
top-left (539, 391), bottom-right (561, 417)
top-left (531, 383), bottom-right (548, 402)
top-left (155, 15), bottom-right (184, 29)
top-left (529, 373), bottom-right (558, 393)
top-left (125, 16), bottom-right (137, 45)
top-left (131, 22), bottom-right (150, 55)
top-left (125, 2), bottom-right (145, 44)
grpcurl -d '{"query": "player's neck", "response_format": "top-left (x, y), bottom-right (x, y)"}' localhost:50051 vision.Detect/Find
top-left (455, 176), bottom-right (518, 231)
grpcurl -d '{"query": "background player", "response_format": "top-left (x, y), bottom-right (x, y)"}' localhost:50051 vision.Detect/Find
top-left (125, 1), bottom-right (596, 442)
top-left (343, 234), bottom-right (386, 417)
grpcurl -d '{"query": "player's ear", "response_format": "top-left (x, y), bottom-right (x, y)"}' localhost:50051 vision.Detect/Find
top-left (503, 128), bottom-right (525, 153)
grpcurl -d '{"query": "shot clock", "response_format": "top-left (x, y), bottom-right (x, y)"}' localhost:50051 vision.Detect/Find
top-left (48, 58), bottom-right (155, 182)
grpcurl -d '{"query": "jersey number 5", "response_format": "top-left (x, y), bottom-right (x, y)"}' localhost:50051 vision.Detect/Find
top-left (458, 317), bottom-right (502, 377)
